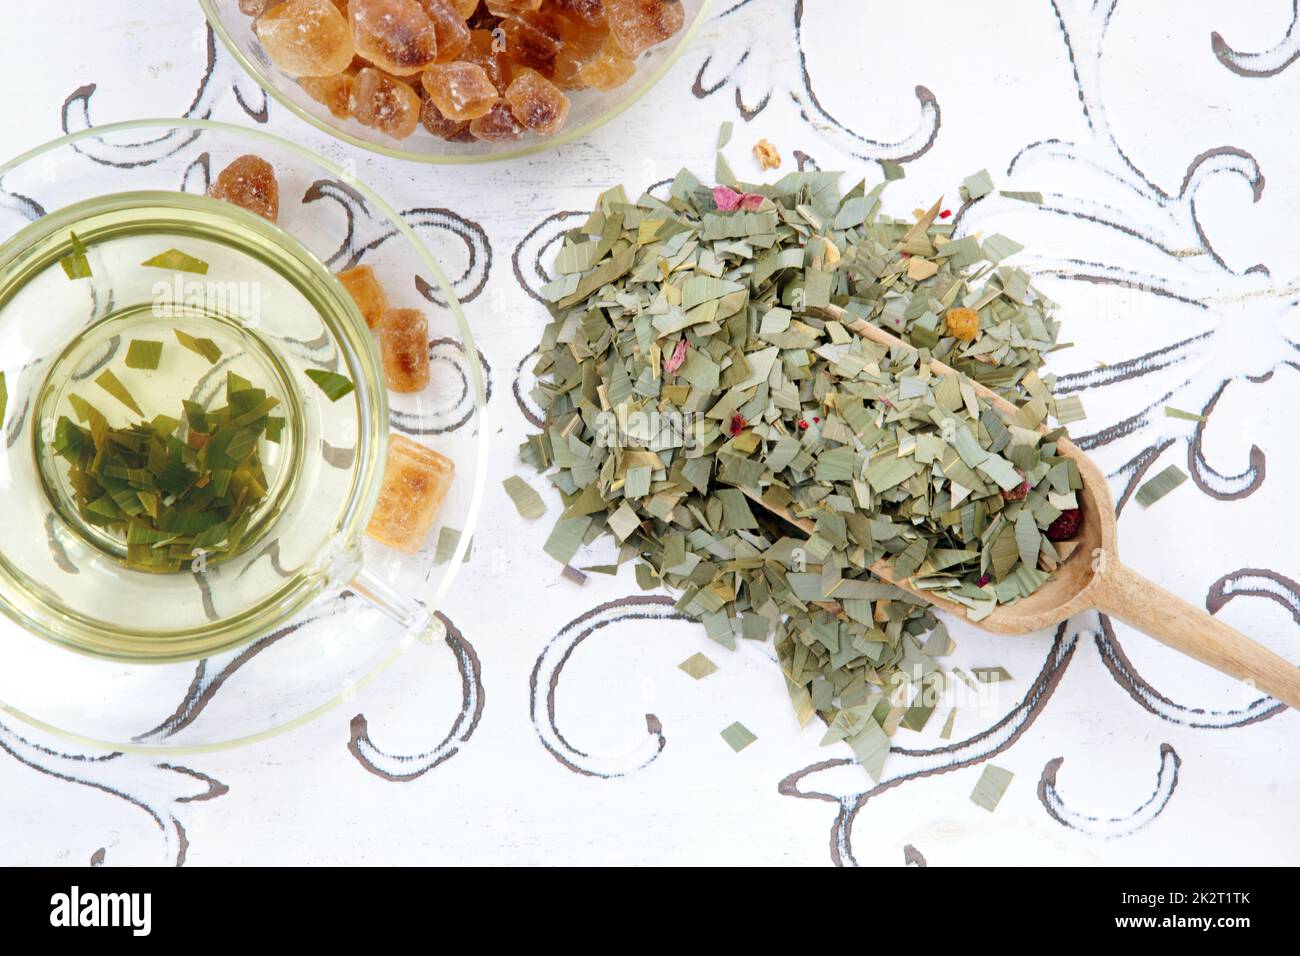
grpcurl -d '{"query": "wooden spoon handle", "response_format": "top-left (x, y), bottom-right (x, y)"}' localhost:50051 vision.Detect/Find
top-left (1091, 562), bottom-right (1300, 708)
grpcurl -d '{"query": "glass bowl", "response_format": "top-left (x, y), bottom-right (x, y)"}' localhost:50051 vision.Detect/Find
top-left (0, 119), bottom-right (488, 752)
top-left (200, 0), bottom-right (713, 164)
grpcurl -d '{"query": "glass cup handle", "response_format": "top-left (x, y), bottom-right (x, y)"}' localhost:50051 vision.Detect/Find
top-left (320, 541), bottom-right (442, 645)
top-left (349, 566), bottom-right (443, 645)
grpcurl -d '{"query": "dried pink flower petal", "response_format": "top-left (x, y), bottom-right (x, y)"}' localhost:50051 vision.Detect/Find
top-left (664, 338), bottom-right (688, 375)
top-left (713, 186), bottom-right (743, 211)
top-left (712, 186), bottom-right (765, 211)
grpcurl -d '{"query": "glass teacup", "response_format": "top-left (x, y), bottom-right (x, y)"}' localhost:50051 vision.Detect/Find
top-left (0, 120), bottom-right (486, 750)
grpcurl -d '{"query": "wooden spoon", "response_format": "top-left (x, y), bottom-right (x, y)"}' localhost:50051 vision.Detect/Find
top-left (742, 304), bottom-right (1300, 708)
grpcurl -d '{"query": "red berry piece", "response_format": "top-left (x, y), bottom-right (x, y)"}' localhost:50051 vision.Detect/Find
top-left (1002, 476), bottom-right (1030, 501)
top-left (1046, 507), bottom-right (1081, 541)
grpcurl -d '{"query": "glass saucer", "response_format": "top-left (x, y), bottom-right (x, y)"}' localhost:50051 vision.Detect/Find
top-left (0, 119), bottom-right (488, 753)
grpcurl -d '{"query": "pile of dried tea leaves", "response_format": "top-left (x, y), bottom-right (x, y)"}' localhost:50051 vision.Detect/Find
top-left (522, 166), bottom-right (1084, 779)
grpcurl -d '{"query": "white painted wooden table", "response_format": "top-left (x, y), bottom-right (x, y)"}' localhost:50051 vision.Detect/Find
top-left (2, 0), bottom-right (1298, 866)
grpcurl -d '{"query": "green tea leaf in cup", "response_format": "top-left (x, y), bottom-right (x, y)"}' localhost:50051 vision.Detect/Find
top-left (0, 371), bottom-right (6, 425)
top-left (125, 339), bottom-right (164, 370)
top-left (174, 329), bottom-right (223, 364)
top-left (94, 369), bottom-right (143, 416)
top-left (52, 370), bottom-right (278, 573)
top-left (304, 369), bottom-right (355, 402)
top-left (60, 231), bottom-right (92, 280)
top-left (141, 248), bottom-right (209, 274)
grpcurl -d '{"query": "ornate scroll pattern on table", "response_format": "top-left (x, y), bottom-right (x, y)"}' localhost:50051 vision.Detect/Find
top-left (0, 186), bottom-right (46, 223)
top-left (1093, 439), bottom-right (1289, 726)
top-left (1212, 1), bottom-right (1300, 76)
top-left (61, 23), bottom-right (268, 168)
top-left (513, 210), bottom-right (586, 307)
top-left (954, 1), bottom-right (1300, 725)
top-left (133, 592), bottom-right (358, 743)
top-left (1038, 744), bottom-right (1182, 839)
top-left (390, 338), bottom-right (492, 436)
top-left (302, 180), bottom-right (493, 306)
top-left (958, 1), bottom-right (1297, 502)
top-left (779, 622), bottom-right (1081, 867)
top-left (530, 596), bottom-right (693, 778)
top-left (510, 208), bottom-right (585, 427)
top-left (348, 613), bottom-right (485, 781)
top-left (9, 604), bottom-right (487, 863)
top-left (693, 0), bottom-right (940, 162)
top-left (512, 349), bottom-right (544, 429)
top-left (529, 598), bottom-right (1084, 865)
top-left (1099, 569), bottom-right (1298, 728)
top-left (0, 721), bottom-right (227, 866)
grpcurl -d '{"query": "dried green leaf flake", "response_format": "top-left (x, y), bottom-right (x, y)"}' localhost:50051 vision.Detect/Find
top-left (999, 190), bottom-right (1043, 204)
top-left (502, 475), bottom-right (546, 519)
top-left (981, 234), bottom-right (1025, 263)
top-left (961, 169), bottom-right (994, 201)
top-left (1053, 395), bottom-right (1087, 424)
top-left (543, 516), bottom-right (591, 565)
top-left (847, 717), bottom-right (891, 781)
top-left (1135, 464), bottom-right (1187, 508)
top-left (678, 652), bottom-right (718, 680)
top-left (939, 708), bottom-right (957, 739)
top-left (720, 721), bottom-right (757, 752)
top-left (434, 527), bottom-right (472, 565)
top-left (971, 764), bottom-right (1015, 812)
